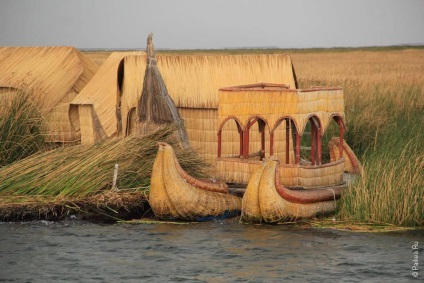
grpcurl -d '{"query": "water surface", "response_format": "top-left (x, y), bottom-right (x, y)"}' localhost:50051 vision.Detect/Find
top-left (0, 219), bottom-right (422, 282)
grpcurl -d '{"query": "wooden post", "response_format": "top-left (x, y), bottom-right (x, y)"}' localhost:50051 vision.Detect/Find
top-left (338, 120), bottom-right (344, 159)
top-left (217, 130), bottom-right (222, 157)
top-left (242, 129), bottom-right (249, 159)
top-left (260, 130), bottom-right (265, 159)
top-left (295, 132), bottom-right (301, 164)
top-left (270, 132), bottom-right (274, 156)
top-left (237, 124), bottom-right (243, 157)
top-left (112, 163), bottom-right (119, 191)
top-left (285, 119), bottom-right (290, 164)
top-left (311, 122), bottom-right (316, 165)
top-left (317, 127), bottom-right (322, 165)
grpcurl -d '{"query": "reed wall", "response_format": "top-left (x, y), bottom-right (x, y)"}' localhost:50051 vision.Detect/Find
top-left (215, 158), bottom-right (344, 187)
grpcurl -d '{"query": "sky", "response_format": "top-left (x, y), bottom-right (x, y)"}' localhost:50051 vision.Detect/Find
top-left (0, 0), bottom-right (423, 50)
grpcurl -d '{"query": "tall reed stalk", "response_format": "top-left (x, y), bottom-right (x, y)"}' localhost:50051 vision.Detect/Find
top-left (293, 49), bottom-right (424, 227)
top-left (0, 90), bottom-right (47, 166)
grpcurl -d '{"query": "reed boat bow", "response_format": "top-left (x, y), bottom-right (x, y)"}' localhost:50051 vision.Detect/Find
top-left (242, 157), bottom-right (340, 223)
top-left (149, 143), bottom-right (241, 221)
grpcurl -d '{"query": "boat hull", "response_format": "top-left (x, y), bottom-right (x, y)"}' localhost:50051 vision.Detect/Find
top-left (149, 143), bottom-right (242, 221)
top-left (242, 158), bottom-right (340, 223)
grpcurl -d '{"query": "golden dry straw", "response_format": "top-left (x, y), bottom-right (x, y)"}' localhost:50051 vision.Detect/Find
top-left (0, 125), bottom-right (210, 198)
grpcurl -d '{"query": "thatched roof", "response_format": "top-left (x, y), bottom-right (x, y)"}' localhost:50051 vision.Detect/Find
top-left (0, 46), bottom-right (97, 111)
top-left (156, 53), bottom-right (297, 109)
top-left (0, 46), bottom-right (98, 142)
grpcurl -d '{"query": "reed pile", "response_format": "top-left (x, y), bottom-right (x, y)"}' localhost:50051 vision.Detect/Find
top-left (0, 191), bottom-right (148, 222)
top-left (138, 34), bottom-right (190, 147)
top-left (0, 125), bottom-right (210, 198)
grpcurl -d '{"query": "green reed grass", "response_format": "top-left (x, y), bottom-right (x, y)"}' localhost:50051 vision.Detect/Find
top-left (295, 49), bottom-right (424, 227)
top-left (0, 125), bottom-right (211, 198)
top-left (0, 91), bottom-right (47, 166)
top-left (335, 82), bottom-right (423, 227)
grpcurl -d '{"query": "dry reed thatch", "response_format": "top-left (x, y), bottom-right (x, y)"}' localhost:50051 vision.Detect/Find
top-left (70, 51), bottom-right (146, 144)
top-left (157, 53), bottom-right (297, 109)
top-left (138, 34), bottom-right (190, 148)
top-left (149, 143), bottom-right (241, 221)
top-left (0, 46), bottom-right (98, 142)
top-left (158, 54), bottom-right (299, 162)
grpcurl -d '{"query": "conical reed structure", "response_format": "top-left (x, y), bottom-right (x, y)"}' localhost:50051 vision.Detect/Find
top-left (138, 33), bottom-right (190, 148)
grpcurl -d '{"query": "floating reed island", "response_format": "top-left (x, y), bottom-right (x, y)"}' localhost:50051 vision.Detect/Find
top-left (0, 34), bottom-right (364, 223)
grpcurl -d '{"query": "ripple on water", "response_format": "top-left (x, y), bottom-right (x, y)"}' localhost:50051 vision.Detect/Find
top-left (0, 220), bottom-right (422, 282)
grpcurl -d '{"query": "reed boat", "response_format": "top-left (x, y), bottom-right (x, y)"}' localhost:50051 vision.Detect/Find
top-left (241, 157), bottom-right (342, 223)
top-left (149, 142), bottom-right (242, 221)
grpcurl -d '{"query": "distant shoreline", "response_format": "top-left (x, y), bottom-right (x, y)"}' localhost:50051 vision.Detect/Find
top-left (79, 45), bottom-right (424, 53)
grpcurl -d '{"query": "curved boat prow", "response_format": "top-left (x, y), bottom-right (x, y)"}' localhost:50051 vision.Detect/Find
top-left (242, 157), bottom-right (338, 223)
top-left (149, 143), bottom-right (241, 221)
top-left (329, 137), bottom-right (362, 174)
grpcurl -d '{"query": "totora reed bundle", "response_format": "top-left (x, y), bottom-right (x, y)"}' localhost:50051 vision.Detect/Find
top-left (138, 33), bottom-right (190, 148)
top-left (0, 125), bottom-right (210, 198)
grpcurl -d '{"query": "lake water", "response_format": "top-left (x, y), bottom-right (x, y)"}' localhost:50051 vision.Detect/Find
top-left (0, 219), bottom-right (422, 282)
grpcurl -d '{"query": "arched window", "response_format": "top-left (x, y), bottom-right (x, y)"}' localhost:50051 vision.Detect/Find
top-left (321, 115), bottom-right (345, 163)
top-left (300, 116), bottom-right (322, 165)
top-left (272, 117), bottom-right (298, 164)
top-left (217, 117), bottom-right (243, 158)
top-left (244, 116), bottom-right (268, 160)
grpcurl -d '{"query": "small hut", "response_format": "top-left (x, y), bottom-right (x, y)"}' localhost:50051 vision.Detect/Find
top-left (0, 46), bottom-right (98, 142)
top-left (69, 51), bottom-right (147, 144)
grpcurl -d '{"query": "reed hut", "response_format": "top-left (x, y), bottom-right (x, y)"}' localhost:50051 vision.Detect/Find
top-left (69, 51), bottom-right (147, 144)
top-left (0, 46), bottom-right (98, 142)
top-left (71, 51), bottom-right (298, 163)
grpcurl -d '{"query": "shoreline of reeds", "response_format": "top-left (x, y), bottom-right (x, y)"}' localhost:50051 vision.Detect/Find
top-left (0, 191), bottom-right (151, 223)
top-left (1, 48), bottom-right (422, 228)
